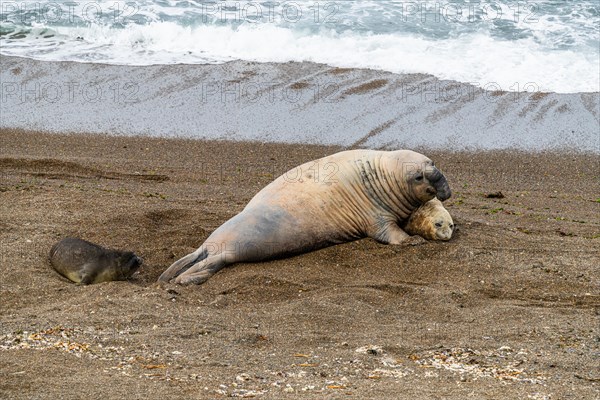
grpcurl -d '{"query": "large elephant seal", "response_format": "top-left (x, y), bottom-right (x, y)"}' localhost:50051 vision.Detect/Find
top-left (50, 238), bottom-right (142, 284)
top-left (159, 149), bottom-right (451, 285)
top-left (402, 198), bottom-right (454, 241)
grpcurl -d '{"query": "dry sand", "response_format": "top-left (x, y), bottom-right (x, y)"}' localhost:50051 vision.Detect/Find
top-left (0, 129), bottom-right (598, 399)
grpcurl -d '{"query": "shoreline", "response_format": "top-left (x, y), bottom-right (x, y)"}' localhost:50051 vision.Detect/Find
top-left (1, 127), bottom-right (598, 157)
top-left (2, 55), bottom-right (598, 153)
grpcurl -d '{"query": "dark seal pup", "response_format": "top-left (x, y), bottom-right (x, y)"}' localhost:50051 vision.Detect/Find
top-left (49, 238), bottom-right (142, 284)
top-left (159, 149), bottom-right (451, 285)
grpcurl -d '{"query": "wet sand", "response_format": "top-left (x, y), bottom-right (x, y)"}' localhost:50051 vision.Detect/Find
top-left (2, 56), bottom-right (599, 152)
top-left (0, 129), bottom-right (598, 399)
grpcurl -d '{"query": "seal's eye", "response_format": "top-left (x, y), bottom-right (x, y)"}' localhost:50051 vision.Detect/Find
top-left (449, 224), bottom-right (454, 230)
top-left (435, 222), bottom-right (442, 228)
top-left (415, 174), bottom-right (423, 181)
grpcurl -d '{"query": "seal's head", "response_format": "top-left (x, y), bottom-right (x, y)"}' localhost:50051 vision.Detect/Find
top-left (403, 198), bottom-right (454, 241)
top-left (391, 151), bottom-right (451, 204)
top-left (427, 207), bottom-right (454, 241)
top-left (113, 252), bottom-right (143, 280)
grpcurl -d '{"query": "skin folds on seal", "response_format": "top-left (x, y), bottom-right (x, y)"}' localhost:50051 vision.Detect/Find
top-left (49, 238), bottom-right (142, 285)
top-left (159, 149), bottom-right (451, 285)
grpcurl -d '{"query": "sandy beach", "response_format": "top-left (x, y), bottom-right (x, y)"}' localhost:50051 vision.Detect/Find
top-left (2, 1), bottom-right (599, 396)
top-left (0, 128), bottom-right (598, 399)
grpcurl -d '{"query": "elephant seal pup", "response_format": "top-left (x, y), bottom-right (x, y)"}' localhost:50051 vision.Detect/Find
top-left (159, 149), bottom-right (451, 285)
top-left (50, 238), bottom-right (142, 284)
top-left (402, 198), bottom-right (454, 241)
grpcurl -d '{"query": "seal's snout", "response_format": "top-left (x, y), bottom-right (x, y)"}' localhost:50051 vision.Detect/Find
top-left (123, 254), bottom-right (143, 277)
top-left (436, 231), bottom-right (452, 241)
top-left (133, 256), bottom-right (143, 269)
top-left (426, 167), bottom-right (451, 201)
top-left (435, 180), bottom-right (451, 201)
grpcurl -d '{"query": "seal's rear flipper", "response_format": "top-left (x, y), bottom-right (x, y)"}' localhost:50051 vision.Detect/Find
top-left (173, 255), bottom-right (227, 285)
top-left (158, 248), bottom-right (207, 282)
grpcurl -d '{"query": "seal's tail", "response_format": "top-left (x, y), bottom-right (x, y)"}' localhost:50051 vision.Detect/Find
top-left (158, 247), bottom-right (208, 282)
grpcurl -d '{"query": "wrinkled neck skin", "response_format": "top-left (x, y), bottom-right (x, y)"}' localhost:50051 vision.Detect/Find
top-left (351, 153), bottom-right (420, 222)
top-left (326, 151), bottom-right (427, 237)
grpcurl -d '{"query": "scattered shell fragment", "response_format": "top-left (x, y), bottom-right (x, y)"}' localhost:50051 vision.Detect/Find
top-left (410, 347), bottom-right (545, 384)
top-left (355, 345), bottom-right (383, 355)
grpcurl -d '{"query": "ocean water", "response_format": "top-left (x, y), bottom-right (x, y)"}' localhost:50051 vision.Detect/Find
top-left (1, 1), bottom-right (599, 93)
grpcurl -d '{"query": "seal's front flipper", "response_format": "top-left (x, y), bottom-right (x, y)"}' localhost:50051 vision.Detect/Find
top-left (174, 255), bottom-right (227, 285)
top-left (369, 220), bottom-right (411, 245)
top-left (369, 220), bottom-right (427, 246)
top-left (158, 248), bottom-right (207, 282)
top-left (76, 262), bottom-right (99, 285)
top-left (79, 271), bottom-right (94, 285)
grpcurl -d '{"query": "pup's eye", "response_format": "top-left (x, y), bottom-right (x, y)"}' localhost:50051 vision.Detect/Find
top-left (435, 222), bottom-right (442, 228)
top-left (415, 175), bottom-right (423, 181)
top-left (449, 224), bottom-right (454, 229)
